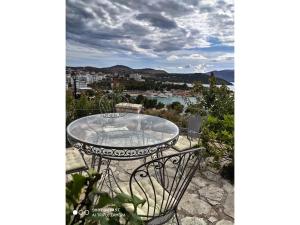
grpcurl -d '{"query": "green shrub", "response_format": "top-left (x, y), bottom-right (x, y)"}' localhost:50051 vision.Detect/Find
top-left (66, 171), bottom-right (145, 225)
top-left (167, 101), bottom-right (184, 114)
top-left (189, 74), bottom-right (234, 182)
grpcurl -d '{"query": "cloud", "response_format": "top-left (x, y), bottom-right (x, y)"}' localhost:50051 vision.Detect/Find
top-left (136, 13), bottom-right (177, 29)
top-left (167, 53), bottom-right (207, 61)
top-left (167, 55), bottom-right (179, 61)
top-left (214, 53), bottom-right (234, 62)
top-left (66, 0), bottom-right (234, 72)
top-left (194, 64), bottom-right (209, 73)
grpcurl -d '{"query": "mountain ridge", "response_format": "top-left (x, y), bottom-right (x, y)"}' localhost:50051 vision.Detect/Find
top-left (67, 65), bottom-right (233, 85)
top-left (206, 70), bottom-right (234, 83)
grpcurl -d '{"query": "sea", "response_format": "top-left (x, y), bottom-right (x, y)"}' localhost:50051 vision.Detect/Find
top-left (149, 96), bottom-right (197, 107)
top-left (150, 84), bottom-right (234, 107)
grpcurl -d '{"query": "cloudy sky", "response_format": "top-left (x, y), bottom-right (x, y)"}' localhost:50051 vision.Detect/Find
top-left (66, 0), bottom-right (234, 73)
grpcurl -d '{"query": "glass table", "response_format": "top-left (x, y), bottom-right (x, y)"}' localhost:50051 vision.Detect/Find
top-left (67, 113), bottom-right (179, 161)
top-left (67, 113), bottom-right (179, 190)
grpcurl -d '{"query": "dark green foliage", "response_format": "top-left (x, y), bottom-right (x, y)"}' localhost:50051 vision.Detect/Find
top-left (66, 90), bottom-right (128, 126)
top-left (144, 98), bottom-right (158, 109)
top-left (156, 102), bottom-right (165, 109)
top-left (167, 101), bottom-right (184, 114)
top-left (135, 95), bottom-right (145, 104)
top-left (201, 115), bottom-right (234, 163)
top-left (66, 171), bottom-right (145, 225)
top-left (144, 109), bottom-right (188, 128)
top-left (190, 74), bottom-right (234, 182)
top-left (133, 95), bottom-right (164, 109)
top-left (191, 75), bottom-right (234, 118)
top-left (88, 81), bottom-right (111, 90)
top-left (122, 79), bottom-right (190, 91)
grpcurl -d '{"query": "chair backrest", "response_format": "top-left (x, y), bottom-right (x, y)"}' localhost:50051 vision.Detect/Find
top-left (187, 114), bottom-right (202, 139)
top-left (129, 147), bottom-right (204, 224)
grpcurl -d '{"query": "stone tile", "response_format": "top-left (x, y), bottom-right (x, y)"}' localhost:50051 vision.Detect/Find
top-left (191, 177), bottom-right (209, 188)
top-left (118, 159), bottom-right (143, 173)
top-left (216, 219), bottom-right (233, 225)
top-left (164, 167), bottom-right (177, 178)
top-left (178, 194), bottom-right (217, 217)
top-left (181, 217), bottom-right (207, 225)
top-left (202, 171), bottom-right (221, 182)
top-left (117, 172), bottom-right (130, 182)
top-left (223, 192), bottom-right (234, 218)
top-left (208, 216), bottom-right (218, 223)
top-left (222, 180), bottom-right (234, 194)
top-left (198, 184), bottom-right (225, 205)
top-left (162, 148), bottom-right (178, 156)
top-left (110, 166), bottom-right (116, 172)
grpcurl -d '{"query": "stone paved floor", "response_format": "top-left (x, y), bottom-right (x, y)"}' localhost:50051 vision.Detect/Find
top-left (100, 148), bottom-right (234, 225)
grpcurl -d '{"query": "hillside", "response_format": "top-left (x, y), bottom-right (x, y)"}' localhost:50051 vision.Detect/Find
top-left (208, 70), bottom-right (234, 83)
top-left (67, 65), bottom-right (232, 85)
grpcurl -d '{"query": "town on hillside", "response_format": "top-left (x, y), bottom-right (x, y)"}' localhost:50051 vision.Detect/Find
top-left (66, 66), bottom-right (234, 98)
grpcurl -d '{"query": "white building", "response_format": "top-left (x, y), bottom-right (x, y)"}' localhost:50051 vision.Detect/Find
top-left (85, 74), bottom-right (96, 84)
top-left (87, 74), bottom-right (105, 84)
top-left (66, 74), bottom-right (72, 83)
top-left (76, 75), bottom-right (88, 89)
top-left (129, 73), bottom-right (144, 81)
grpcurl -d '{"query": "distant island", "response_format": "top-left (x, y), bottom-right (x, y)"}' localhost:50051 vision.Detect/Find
top-left (67, 65), bottom-right (234, 85)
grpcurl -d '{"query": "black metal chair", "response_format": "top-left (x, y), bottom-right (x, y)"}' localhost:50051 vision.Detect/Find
top-left (172, 114), bottom-right (203, 152)
top-left (116, 147), bottom-right (205, 225)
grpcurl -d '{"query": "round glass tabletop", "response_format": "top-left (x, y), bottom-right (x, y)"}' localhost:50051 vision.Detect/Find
top-left (67, 113), bottom-right (179, 150)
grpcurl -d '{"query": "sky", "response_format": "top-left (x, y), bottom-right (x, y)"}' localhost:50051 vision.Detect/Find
top-left (66, 0), bottom-right (234, 73)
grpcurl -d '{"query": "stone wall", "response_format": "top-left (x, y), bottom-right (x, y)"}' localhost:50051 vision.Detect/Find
top-left (115, 102), bottom-right (143, 113)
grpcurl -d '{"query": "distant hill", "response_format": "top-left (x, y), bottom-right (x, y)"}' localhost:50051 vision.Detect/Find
top-left (167, 73), bottom-right (230, 84)
top-left (134, 68), bottom-right (168, 75)
top-left (67, 65), bottom-right (232, 85)
top-left (207, 70), bottom-right (234, 83)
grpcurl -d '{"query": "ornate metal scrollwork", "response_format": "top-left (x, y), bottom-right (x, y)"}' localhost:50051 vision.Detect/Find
top-left (135, 169), bottom-right (149, 178)
top-left (69, 133), bottom-right (179, 161)
top-left (129, 148), bottom-right (204, 224)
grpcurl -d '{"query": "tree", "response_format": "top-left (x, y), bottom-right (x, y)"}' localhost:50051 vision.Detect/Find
top-left (167, 101), bottom-right (184, 113)
top-left (145, 98), bottom-right (157, 109)
top-left (156, 102), bottom-right (165, 109)
top-left (191, 73), bottom-right (234, 182)
top-left (66, 90), bottom-right (76, 125)
top-left (135, 95), bottom-right (145, 104)
top-left (191, 74), bottom-right (234, 119)
top-left (75, 93), bottom-right (92, 118)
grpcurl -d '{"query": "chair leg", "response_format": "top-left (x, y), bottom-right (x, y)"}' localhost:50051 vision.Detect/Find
top-left (174, 211), bottom-right (180, 225)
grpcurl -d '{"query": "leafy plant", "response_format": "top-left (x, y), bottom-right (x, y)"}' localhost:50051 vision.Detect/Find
top-left (167, 101), bottom-right (184, 114)
top-left (189, 74), bottom-right (234, 182)
top-left (144, 108), bottom-right (188, 128)
top-left (201, 114), bottom-right (234, 163)
top-left (66, 171), bottom-right (145, 225)
top-left (134, 94), bottom-right (163, 109)
top-left (191, 74), bottom-right (234, 118)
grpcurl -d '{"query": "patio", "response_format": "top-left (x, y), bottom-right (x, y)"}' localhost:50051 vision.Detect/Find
top-left (66, 92), bottom-right (234, 225)
top-left (96, 148), bottom-right (234, 225)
